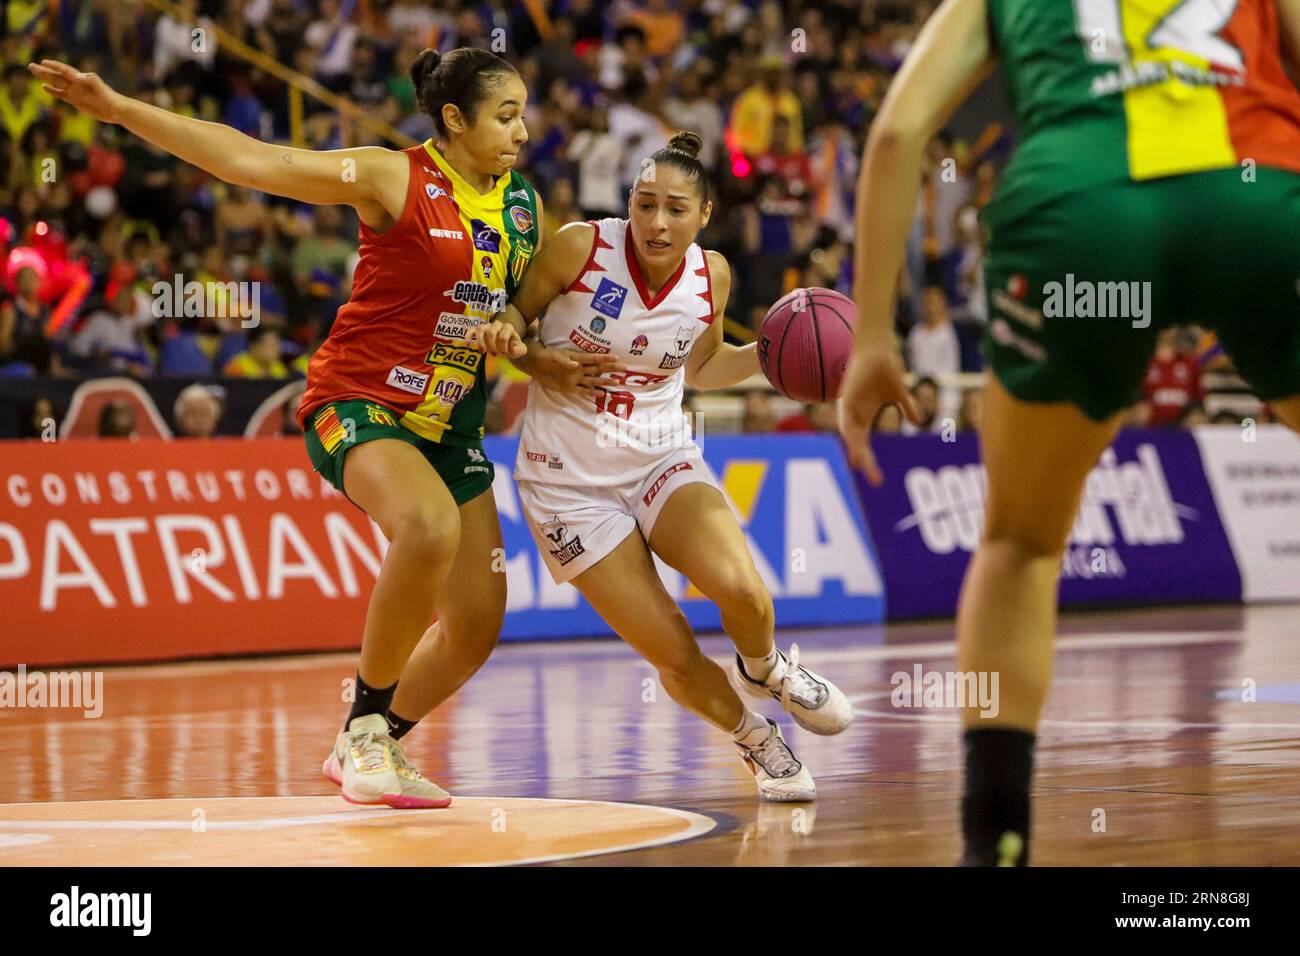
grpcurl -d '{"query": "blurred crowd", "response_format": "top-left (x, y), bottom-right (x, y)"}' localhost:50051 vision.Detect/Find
top-left (0, 0), bottom-right (1269, 439)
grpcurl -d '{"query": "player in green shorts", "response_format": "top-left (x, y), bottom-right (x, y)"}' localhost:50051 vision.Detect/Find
top-left (837, 0), bottom-right (1300, 864)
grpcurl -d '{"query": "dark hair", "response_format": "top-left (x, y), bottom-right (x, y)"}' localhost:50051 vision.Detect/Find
top-left (643, 130), bottom-right (708, 202)
top-left (410, 47), bottom-right (518, 140)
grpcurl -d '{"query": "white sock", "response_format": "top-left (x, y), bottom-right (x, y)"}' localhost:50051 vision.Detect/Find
top-left (729, 708), bottom-right (770, 743)
top-left (740, 648), bottom-right (780, 683)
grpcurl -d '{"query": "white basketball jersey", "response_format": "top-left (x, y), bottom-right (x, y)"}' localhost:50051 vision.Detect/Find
top-left (515, 218), bottom-right (715, 486)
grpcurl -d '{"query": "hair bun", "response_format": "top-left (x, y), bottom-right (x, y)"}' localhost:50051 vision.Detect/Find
top-left (668, 130), bottom-right (703, 158)
top-left (410, 49), bottom-right (442, 96)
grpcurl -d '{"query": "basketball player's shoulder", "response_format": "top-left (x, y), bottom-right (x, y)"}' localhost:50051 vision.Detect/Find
top-left (702, 249), bottom-right (732, 299)
top-left (551, 220), bottom-right (598, 260)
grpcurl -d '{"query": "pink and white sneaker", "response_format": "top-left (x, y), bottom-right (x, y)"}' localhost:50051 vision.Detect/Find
top-left (322, 714), bottom-right (451, 809)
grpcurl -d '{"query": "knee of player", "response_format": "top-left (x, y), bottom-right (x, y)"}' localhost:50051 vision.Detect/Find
top-left (388, 508), bottom-right (461, 562)
top-left (982, 517), bottom-right (1067, 562)
top-left (713, 570), bottom-right (773, 623)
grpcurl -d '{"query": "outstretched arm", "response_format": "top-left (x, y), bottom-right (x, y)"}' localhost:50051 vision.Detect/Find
top-left (839, 0), bottom-right (994, 483)
top-left (29, 60), bottom-right (408, 227)
top-left (1281, 0), bottom-right (1300, 74)
top-left (685, 251), bottom-right (756, 389)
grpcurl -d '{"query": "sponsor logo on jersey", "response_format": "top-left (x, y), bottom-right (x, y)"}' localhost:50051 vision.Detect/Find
top-left (426, 183), bottom-right (449, 202)
top-left (386, 365), bottom-right (430, 396)
top-left (525, 451), bottom-right (547, 463)
top-left (630, 334), bottom-right (649, 356)
top-left (431, 378), bottom-right (468, 407)
top-left (548, 454), bottom-right (563, 470)
top-left (467, 448), bottom-right (485, 463)
top-left (569, 328), bottom-right (611, 353)
top-left (426, 342), bottom-right (483, 373)
top-left (592, 277), bottom-right (628, 319)
top-left (991, 291), bottom-right (1043, 330)
top-left (642, 461), bottom-right (694, 508)
top-left (590, 316), bottom-right (607, 335)
top-left (446, 281), bottom-right (508, 314)
top-left (434, 312), bottom-right (479, 341)
top-left (507, 188), bottom-right (529, 201)
top-left (510, 206), bottom-right (534, 234)
top-left (990, 319), bottom-right (1047, 362)
top-left (541, 515), bottom-right (585, 566)
top-left (428, 227), bottom-right (464, 240)
top-left (481, 255), bottom-right (493, 278)
top-left (470, 219), bottom-right (502, 253)
top-left (658, 324), bottom-right (696, 369)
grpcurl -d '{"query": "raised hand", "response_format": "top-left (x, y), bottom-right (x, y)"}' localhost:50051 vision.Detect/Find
top-left (29, 60), bottom-right (124, 124)
top-left (836, 347), bottom-right (922, 486)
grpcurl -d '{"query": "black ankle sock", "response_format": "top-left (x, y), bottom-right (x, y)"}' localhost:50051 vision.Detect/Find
top-left (345, 673), bottom-right (398, 731)
top-left (961, 727), bottom-right (1035, 866)
top-left (386, 712), bottom-right (418, 740)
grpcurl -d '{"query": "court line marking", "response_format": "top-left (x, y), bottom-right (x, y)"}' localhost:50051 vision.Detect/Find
top-left (849, 706), bottom-right (1300, 732)
top-left (802, 631), bottom-right (1241, 666)
top-left (0, 796), bottom-right (718, 867)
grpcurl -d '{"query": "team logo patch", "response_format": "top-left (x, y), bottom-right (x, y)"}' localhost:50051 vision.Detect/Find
top-left (386, 365), bottom-right (430, 396)
top-left (510, 206), bottom-right (534, 234)
top-left (590, 316), bottom-right (607, 335)
top-left (592, 277), bottom-right (628, 319)
top-left (630, 334), bottom-right (648, 356)
top-left (481, 255), bottom-right (493, 278)
top-left (658, 324), bottom-right (697, 369)
top-left (470, 219), bottom-right (502, 253)
top-left (366, 405), bottom-right (396, 427)
top-left (541, 515), bottom-right (584, 566)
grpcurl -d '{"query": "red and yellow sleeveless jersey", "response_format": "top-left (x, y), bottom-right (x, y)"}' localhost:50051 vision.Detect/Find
top-left (298, 141), bottom-right (540, 445)
top-left (985, 0), bottom-right (1300, 224)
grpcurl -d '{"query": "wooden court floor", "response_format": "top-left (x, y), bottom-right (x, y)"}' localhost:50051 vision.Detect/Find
top-left (3, 603), bottom-right (1299, 865)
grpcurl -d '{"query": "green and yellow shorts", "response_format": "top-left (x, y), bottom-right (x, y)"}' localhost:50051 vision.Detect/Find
top-left (303, 399), bottom-right (495, 506)
top-left (982, 166), bottom-right (1300, 421)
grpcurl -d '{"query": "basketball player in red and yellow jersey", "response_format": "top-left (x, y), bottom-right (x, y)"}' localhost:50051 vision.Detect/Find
top-left (838, 0), bottom-right (1300, 863)
top-left (32, 49), bottom-right (608, 809)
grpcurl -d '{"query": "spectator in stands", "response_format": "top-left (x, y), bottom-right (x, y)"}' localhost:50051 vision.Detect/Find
top-left (540, 178), bottom-right (584, 243)
top-left (223, 326), bottom-right (288, 378)
top-left (957, 387), bottom-right (985, 432)
top-left (1, 63), bottom-right (45, 144)
top-left (173, 382), bottom-right (224, 438)
top-left (0, 263), bottom-right (54, 374)
top-left (1211, 410), bottom-right (1242, 425)
top-left (568, 106), bottom-right (624, 219)
top-left (729, 54), bottom-right (804, 158)
top-left (663, 67), bottom-right (724, 172)
top-left (1143, 328), bottom-right (1204, 427)
top-left (292, 205), bottom-right (356, 330)
top-left (306, 0), bottom-right (360, 91)
top-left (904, 376), bottom-right (940, 434)
top-left (97, 399), bottom-right (136, 438)
top-left (19, 395), bottom-right (56, 439)
top-left (906, 284), bottom-right (961, 378)
top-left (1179, 403), bottom-right (1209, 427)
top-left (152, 0), bottom-right (216, 82)
top-left (69, 280), bottom-right (152, 376)
top-left (742, 390), bottom-right (776, 433)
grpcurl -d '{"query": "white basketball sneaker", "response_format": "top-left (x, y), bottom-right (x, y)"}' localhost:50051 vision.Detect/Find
top-left (322, 714), bottom-right (452, 809)
top-left (733, 644), bottom-right (854, 735)
top-left (735, 718), bottom-right (816, 802)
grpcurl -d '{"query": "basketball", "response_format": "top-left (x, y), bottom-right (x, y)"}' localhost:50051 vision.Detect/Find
top-left (757, 287), bottom-right (858, 403)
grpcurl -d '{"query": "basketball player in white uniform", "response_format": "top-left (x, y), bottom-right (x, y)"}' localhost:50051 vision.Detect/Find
top-left (471, 132), bottom-right (853, 801)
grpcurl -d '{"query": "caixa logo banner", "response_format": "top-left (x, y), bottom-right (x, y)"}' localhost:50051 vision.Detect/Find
top-left (488, 434), bottom-right (885, 638)
top-left (854, 432), bottom-right (1241, 620)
